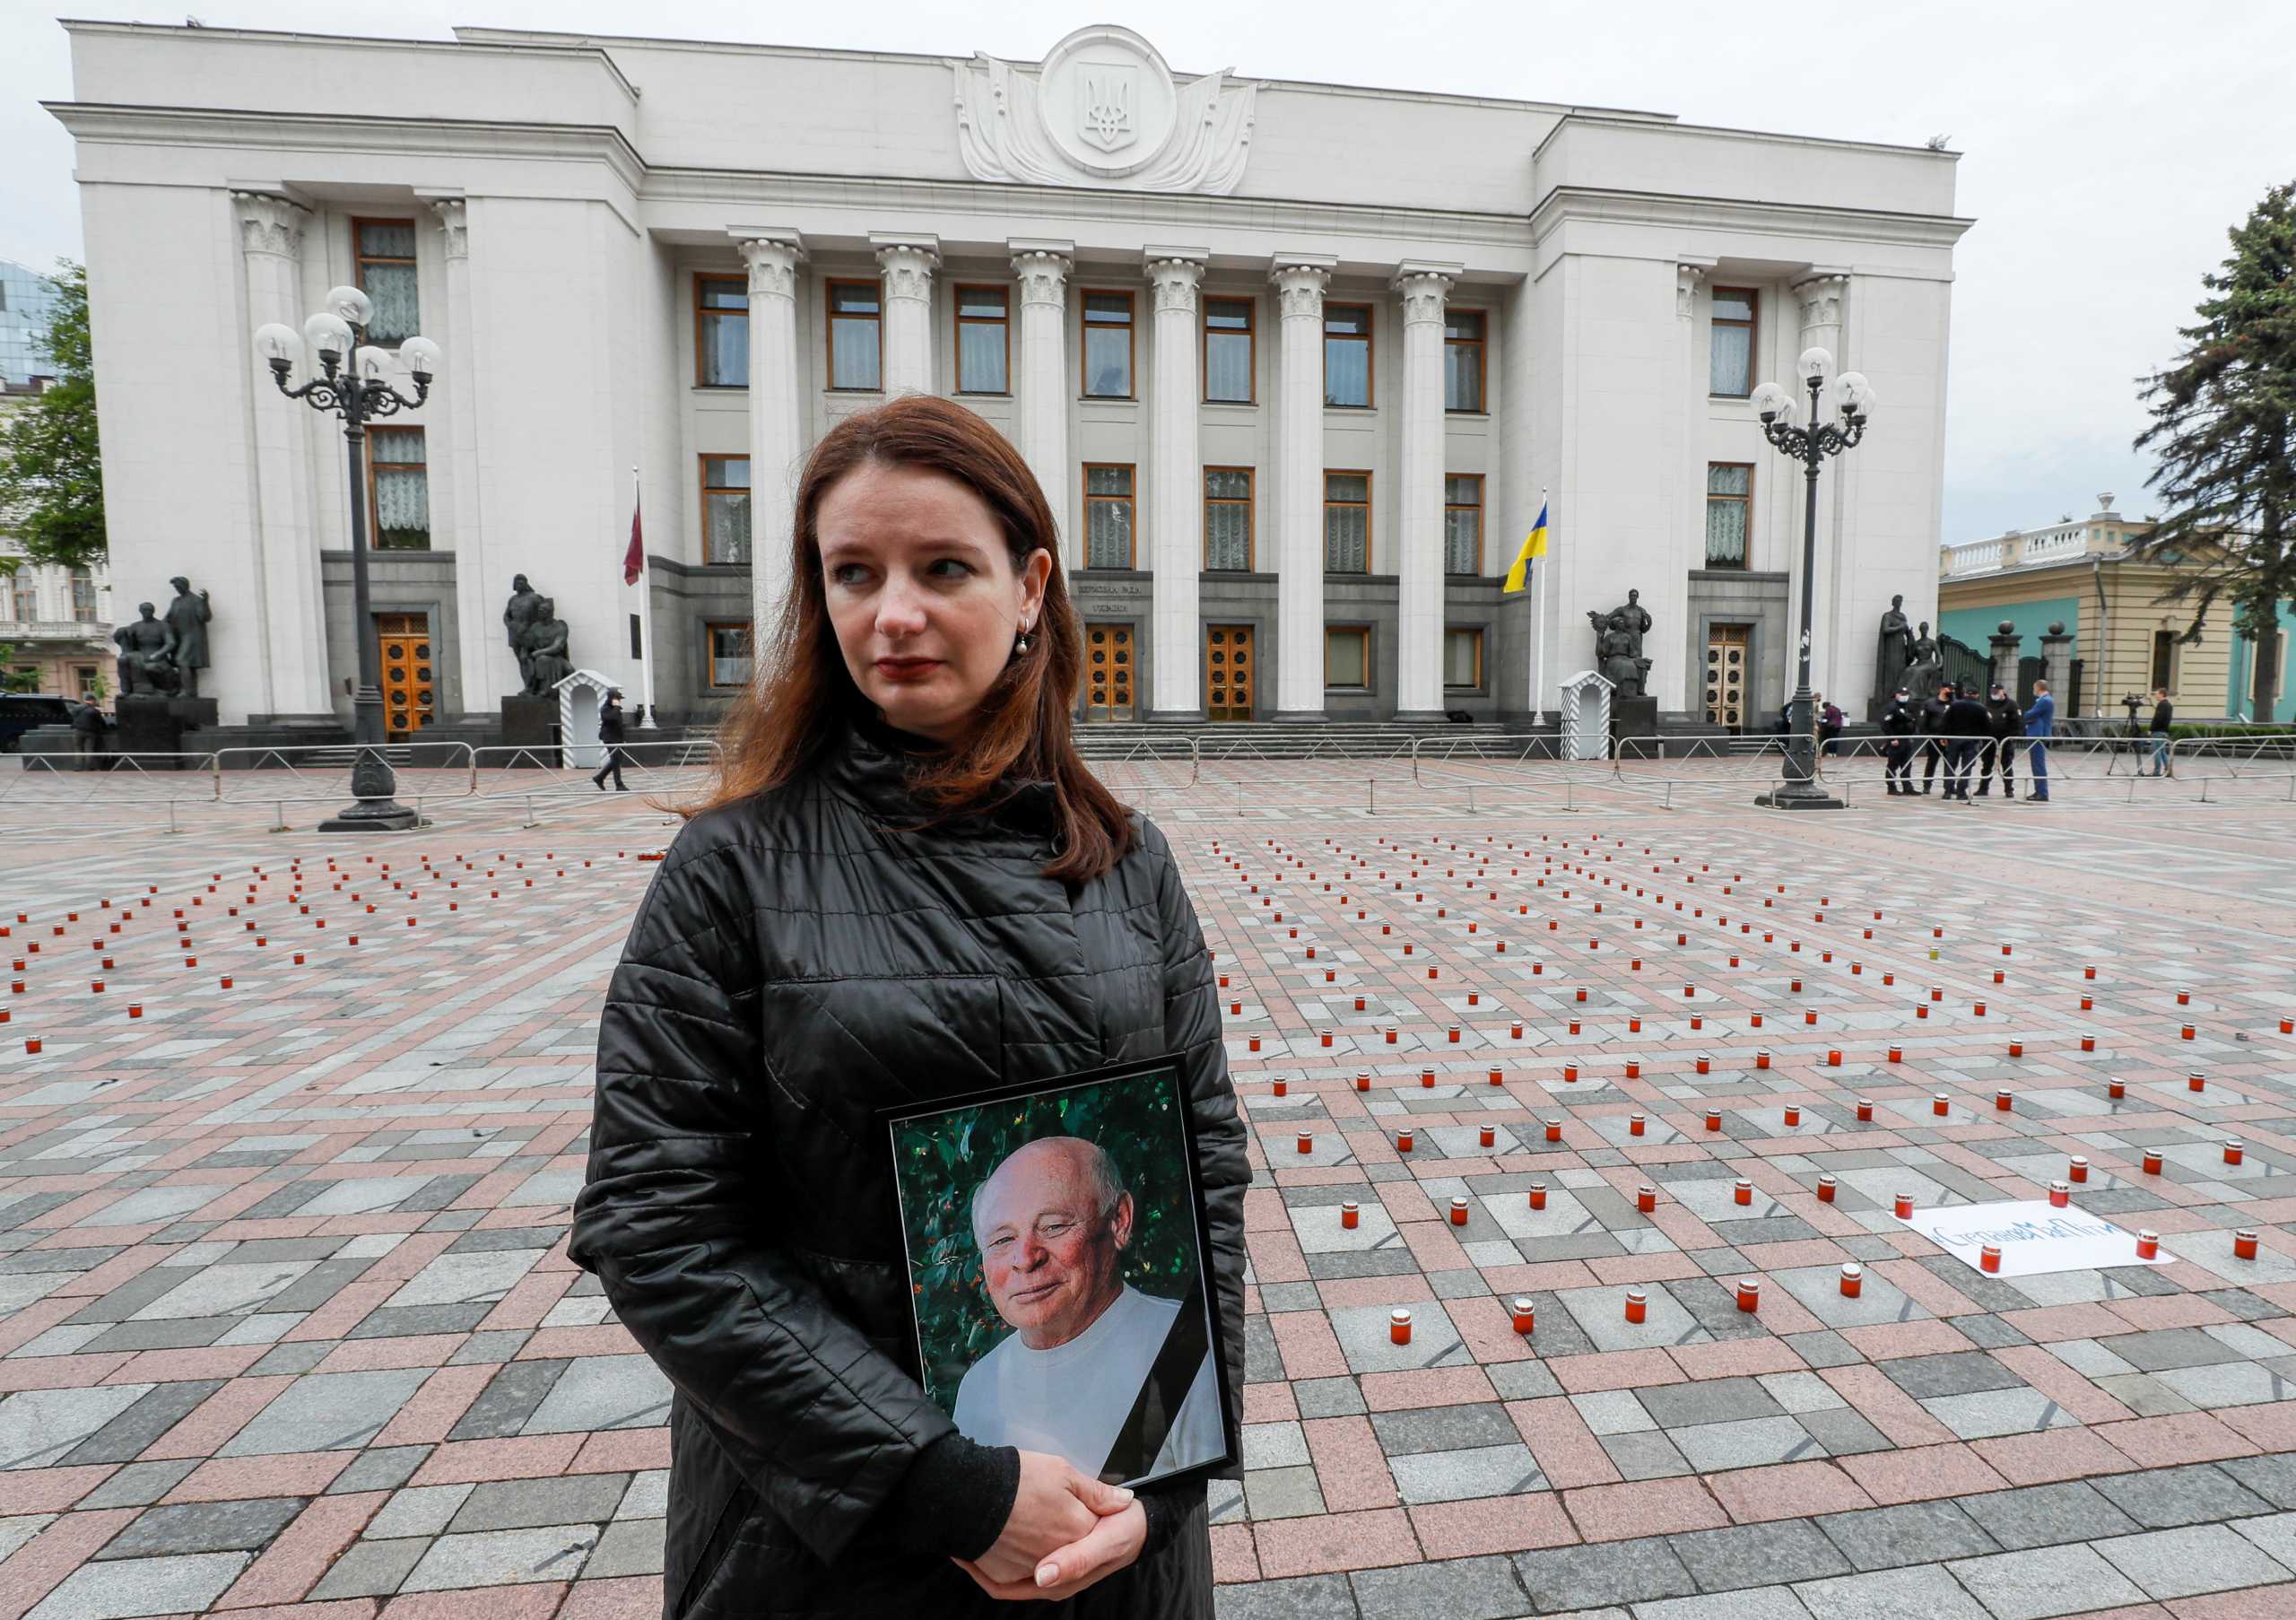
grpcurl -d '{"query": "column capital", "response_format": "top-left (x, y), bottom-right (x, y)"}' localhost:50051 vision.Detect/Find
top-left (1270, 259), bottom-right (1332, 319)
top-left (737, 236), bottom-right (806, 300)
top-left (1010, 248), bottom-right (1074, 307)
top-left (1391, 268), bottom-right (1453, 326)
top-left (874, 240), bottom-right (941, 303)
top-left (1675, 261), bottom-right (1710, 318)
top-left (429, 198), bottom-right (469, 261)
top-left (1794, 270), bottom-right (1849, 333)
top-left (231, 190), bottom-right (310, 260)
top-left (1146, 254), bottom-right (1205, 315)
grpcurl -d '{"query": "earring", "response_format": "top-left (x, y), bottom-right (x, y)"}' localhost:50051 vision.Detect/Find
top-left (1014, 623), bottom-right (1031, 655)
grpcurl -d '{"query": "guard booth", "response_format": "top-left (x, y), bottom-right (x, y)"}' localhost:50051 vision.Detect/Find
top-left (1559, 670), bottom-right (1614, 761)
top-left (554, 668), bottom-right (617, 770)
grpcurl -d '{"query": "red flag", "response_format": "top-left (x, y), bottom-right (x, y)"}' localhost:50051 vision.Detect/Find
top-left (622, 493), bottom-right (644, 586)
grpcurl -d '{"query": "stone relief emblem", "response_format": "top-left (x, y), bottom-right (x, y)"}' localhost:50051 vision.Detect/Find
top-left (952, 24), bottom-right (1261, 195)
top-left (1079, 66), bottom-right (1136, 152)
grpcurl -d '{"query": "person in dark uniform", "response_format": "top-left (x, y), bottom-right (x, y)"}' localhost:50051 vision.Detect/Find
top-left (1918, 682), bottom-right (1952, 793)
top-left (1881, 687), bottom-right (1917, 795)
top-left (591, 687), bottom-right (631, 791)
top-left (1978, 684), bottom-right (2021, 798)
top-left (1941, 683), bottom-right (1992, 801)
top-left (2147, 686), bottom-right (2175, 777)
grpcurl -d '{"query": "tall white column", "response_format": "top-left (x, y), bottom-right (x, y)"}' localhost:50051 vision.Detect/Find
top-left (874, 236), bottom-right (940, 397)
top-left (232, 190), bottom-right (331, 720)
top-left (430, 198), bottom-right (500, 716)
top-left (1010, 241), bottom-right (1074, 569)
top-left (738, 234), bottom-right (807, 640)
top-left (1392, 266), bottom-right (1454, 719)
top-left (1145, 253), bottom-right (1206, 719)
top-left (1271, 258), bottom-right (1333, 720)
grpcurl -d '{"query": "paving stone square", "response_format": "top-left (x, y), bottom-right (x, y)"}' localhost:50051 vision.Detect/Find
top-left (4, 773), bottom-right (2296, 1616)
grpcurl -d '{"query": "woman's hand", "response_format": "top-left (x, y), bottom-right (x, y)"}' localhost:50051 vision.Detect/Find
top-left (961, 1451), bottom-right (1133, 1587)
top-left (956, 1500), bottom-right (1147, 1602)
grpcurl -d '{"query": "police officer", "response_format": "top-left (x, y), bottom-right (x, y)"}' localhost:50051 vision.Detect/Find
top-left (1881, 686), bottom-right (1918, 796)
top-left (1918, 681), bottom-right (1952, 793)
top-left (1977, 684), bottom-right (2020, 799)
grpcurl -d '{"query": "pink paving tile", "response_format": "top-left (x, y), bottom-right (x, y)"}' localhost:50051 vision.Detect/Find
top-left (0, 1465), bottom-right (115, 1514)
top-left (1970, 1426), bottom-right (2140, 1487)
top-left (166, 1452), bottom-right (353, 1503)
top-left (2217, 1399), bottom-right (2296, 1450)
top-left (1359, 1366), bottom-right (1496, 1413)
top-left (1372, 1180), bottom-right (1439, 1224)
top-left (371, 1364), bottom-right (495, 1448)
top-left (1208, 1523), bottom-right (1259, 1584)
top-left (1989, 1344), bottom-right (2138, 1425)
top-left (282, 1277), bottom-right (399, 1343)
top-left (1706, 1459), bottom-right (1874, 1524)
top-left (1442, 1295), bottom-right (1535, 1364)
top-left (313, 1336), bottom-right (468, 1374)
top-left (205, 1602), bottom-right (380, 1620)
top-left (1868, 1258), bottom-right (1985, 1316)
top-left (1408, 1492), bottom-right (1579, 1560)
top-left (1301, 1415), bottom-right (1398, 1512)
top-left (1584, 1252), bottom-right (1709, 1286)
top-left (570, 1428), bottom-right (670, 1474)
top-left (378, 1585), bottom-right (567, 1620)
top-left (516, 1326), bottom-right (639, 1361)
top-left (1242, 1186), bottom-right (1289, 1232)
top-left (1269, 1311), bottom-right (1349, 1380)
top-left (2102, 1293), bottom-right (2239, 1332)
top-left (552, 1576), bottom-right (664, 1620)
top-left (215, 1491), bottom-right (387, 1609)
top-left (1242, 1382), bottom-right (1299, 1424)
top-left (1837, 1442), bottom-right (2013, 1506)
top-left (0, 1507), bottom-right (139, 1620)
top-left (1733, 1238), bottom-right (1856, 1271)
top-left (1549, 1348), bottom-right (1683, 1394)
top-left (1396, 1220), bottom-right (1474, 1273)
top-left (140, 1374), bottom-right (298, 1460)
top-left (1561, 1476), bottom-right (1730, 1543)
top-left (1250, 1506), bottom-right (1422, 1580)
top-left (1668, 1337), bottom-right (1809, 1381)
top-left (1476, 1259), bottom-right (1600, 1296)
top-left (102, 1346), bottom-right (274, 1386)
top-left (409, 1433), bottom-right (588, 1486)
top-left (1244, 1230), bottom-right (1311, 1285)
top-left (0, 1296), bottom-right (89, 1359)
top-left (2093, 1411), bottom-right (2260, 1469)
top-left (0, 1353), bottom-right (136, 1394)
top-left (2164, 1587), bottom-right (2296, 1620)
top-left (1999, 1302), bottom-right (2132, 1343)
top-left (1506, 1397), bottom-right (1622, 1490)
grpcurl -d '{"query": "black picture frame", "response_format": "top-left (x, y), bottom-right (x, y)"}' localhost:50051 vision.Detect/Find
top-left (879, 1051), bottom-right (1237, 1492)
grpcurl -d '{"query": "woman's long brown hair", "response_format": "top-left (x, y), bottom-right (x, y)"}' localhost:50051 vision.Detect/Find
top-left (680, 395), bottom-right (1133, 884)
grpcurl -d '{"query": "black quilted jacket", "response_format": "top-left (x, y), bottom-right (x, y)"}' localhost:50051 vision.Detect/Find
top-left (569, 709), bottom-right (1249, 1619)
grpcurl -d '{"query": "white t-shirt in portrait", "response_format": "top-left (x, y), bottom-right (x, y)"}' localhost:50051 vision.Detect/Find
top-left (952, 1284), bottom-right (1222, 1484)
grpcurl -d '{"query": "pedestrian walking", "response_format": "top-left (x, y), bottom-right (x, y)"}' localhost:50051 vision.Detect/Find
top-left (569, 396), bottom-right (1244, 1620)
top-left (1942, 683), bottom-right (1991, 801)
top-left (1818, 693), bottom-right (1844, 756)
top-left (2147, 686), bottom-right (2175, 776)
top-left (1881, 686), bottom-right (1918, 795)
top-left (1978, 684), bottom-right (2019, 799)
top-left (591, 687), bottom-right (631, 791)
top-left (2023, 678), bottom-right (2055, 800)
top-left (1918, 682), bottom-right (1952, 793)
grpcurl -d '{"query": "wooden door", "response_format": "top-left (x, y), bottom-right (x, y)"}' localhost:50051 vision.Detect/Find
top-left (1205, 624), bottom-right (1254, 720)
top-left (1704, 623), bottom-right (1750, 732)
top-left (1083, 623), bottom-right (1135, 721)
top-left (376, 612), bottom-right (433, 740)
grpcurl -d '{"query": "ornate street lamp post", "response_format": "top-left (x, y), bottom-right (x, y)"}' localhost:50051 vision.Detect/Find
top-left (252, 289), bottom-right (440, 832)
top-left (1749, 347), bottom-right (1874, 810)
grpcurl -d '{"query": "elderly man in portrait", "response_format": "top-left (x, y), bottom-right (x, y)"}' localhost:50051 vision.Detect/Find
top-left (952, 1136), bottom-right (1222, 1485)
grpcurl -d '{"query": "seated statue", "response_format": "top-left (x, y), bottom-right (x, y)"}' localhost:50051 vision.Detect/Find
top-left (521, 599), bottom-right (574, 696)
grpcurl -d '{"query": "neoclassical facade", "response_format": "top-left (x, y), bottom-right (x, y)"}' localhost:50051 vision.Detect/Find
top-left (52, 20), bottom-right (1968, 736)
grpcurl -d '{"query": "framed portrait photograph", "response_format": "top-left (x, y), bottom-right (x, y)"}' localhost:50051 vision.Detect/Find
top-left (882, 1053), bottom-right (1235, 1491)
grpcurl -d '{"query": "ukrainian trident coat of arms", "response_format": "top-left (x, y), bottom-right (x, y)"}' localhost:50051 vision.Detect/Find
top-left (1079, 66), bottom-right (1136, 152)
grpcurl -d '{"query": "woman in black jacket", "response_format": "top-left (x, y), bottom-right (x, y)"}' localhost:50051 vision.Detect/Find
top-left (570, 396), bottom-right (1248, 1619)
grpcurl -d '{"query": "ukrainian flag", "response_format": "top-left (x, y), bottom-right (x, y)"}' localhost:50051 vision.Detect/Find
top-left (1502, 501), bottom-right (1549, 594)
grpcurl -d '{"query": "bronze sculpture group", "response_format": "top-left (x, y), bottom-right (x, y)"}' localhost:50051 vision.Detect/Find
top-left (112, 576), bottom-right (212, 699)
top-left (1587, 588), bottom-right (1653, 699)
top-left (504, 573), bottom-right (575, 697)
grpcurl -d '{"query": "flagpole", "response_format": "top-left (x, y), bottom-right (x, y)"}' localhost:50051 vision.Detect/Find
top-left (632, 465), bottom-right (659, 729)
top-left (1531, 484), bottom-right (1549, 731)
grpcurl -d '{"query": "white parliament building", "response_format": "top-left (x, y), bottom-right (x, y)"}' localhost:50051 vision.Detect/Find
top-left (51, 20), bottom-right (1967, 739)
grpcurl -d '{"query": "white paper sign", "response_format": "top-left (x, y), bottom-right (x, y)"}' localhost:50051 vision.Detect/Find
top-left (1902, 1199), bottom-right (2172, 1276)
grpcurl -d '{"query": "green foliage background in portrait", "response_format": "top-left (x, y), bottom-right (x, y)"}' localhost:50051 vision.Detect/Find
top-left (892, 1067), bottom-right (1199, 1416)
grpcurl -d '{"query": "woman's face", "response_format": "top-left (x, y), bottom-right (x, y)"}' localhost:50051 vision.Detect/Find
top-left (818, 460), bottom-right (1051, 744)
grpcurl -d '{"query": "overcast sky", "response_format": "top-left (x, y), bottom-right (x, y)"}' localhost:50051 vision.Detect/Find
top-left (5, 0), bottom-right (2293, 543)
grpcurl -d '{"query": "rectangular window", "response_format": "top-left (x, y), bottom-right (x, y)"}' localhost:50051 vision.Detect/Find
top-left (367, 426), bottom-right (430, 551)
top-left (74, 665), bottom-right (98, 699)
top-left (68, 567), bottom-right (95, 623)
top-left (1705, 462), bottom-right (1752, 568)
top-left (1204, 467), bottom-right (1253, 570)
top-left (353, 218), bottom-right (419, 344)
top-left (1083, 464), bottom-right (1136, 568)
top-left (1444, 627), bottom-right (1483, 690)
top-left (828, 280), bottom-right (883, 391)
top-left (1326, 627), bottom-right (1370, 690)
top-left (1710, 286), bottom-right (1756, 396)
top-left (1083, 292), bottom-right (1134, 397)
top-left (12, 574), bottom-right (37, 621)
top-left (1324, 303), bottom-right (1371, 407)
top-left (1324, 472), bottom-right (1370, 572)
top-left (695, 274), bottom-right (748, 388)
top-left (1204, 297), bottom-right (1254, 403)
top-left (707, 622), bottom-right (753, 689)
top-left (1444, 309), bottom-right (1486, 412)
top-left (2152, 630), bottom-right (2177, 692)
top-left (956, 284), bottom-right (1009, 394)
top-left (700, 455), bottom-right (752, 565)
top-left (1443, 475), bottom-right (1483, 574)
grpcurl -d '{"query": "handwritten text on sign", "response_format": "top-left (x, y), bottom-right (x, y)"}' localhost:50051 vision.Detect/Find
top-left (1902, 1200), bottom-right (2172, 1277)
